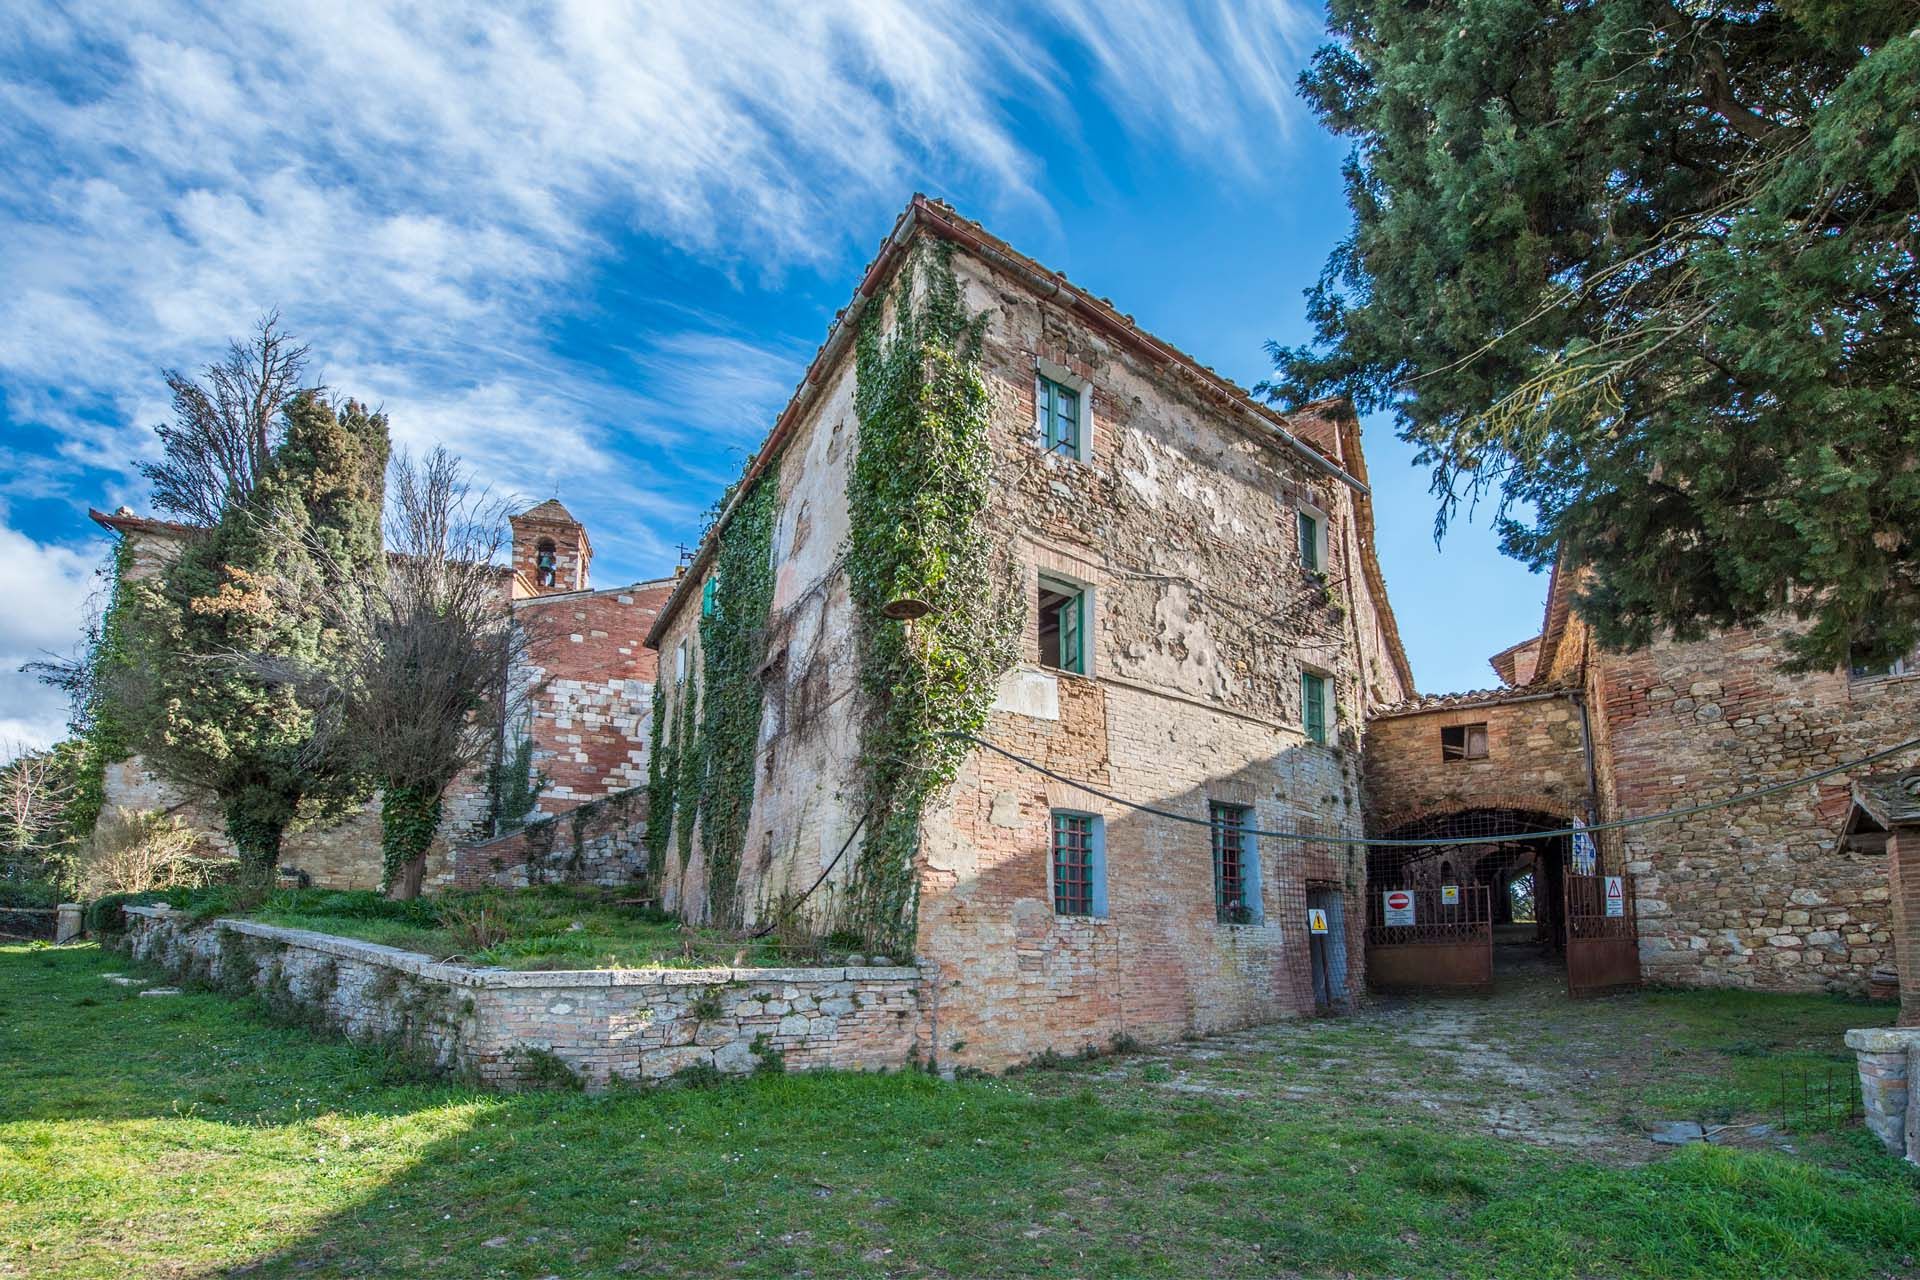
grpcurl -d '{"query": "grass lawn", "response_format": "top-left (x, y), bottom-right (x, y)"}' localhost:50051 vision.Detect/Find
top-left (144, 885), bottom-right (804, 970)
top-left (3, 943), bottom-right (1918, 1279)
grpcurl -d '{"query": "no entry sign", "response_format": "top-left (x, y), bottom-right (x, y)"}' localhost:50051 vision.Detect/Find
top-left (1604, 875), bottom-right (1625, 918)
top-left (1383, 889), bottom-right (1416, 927)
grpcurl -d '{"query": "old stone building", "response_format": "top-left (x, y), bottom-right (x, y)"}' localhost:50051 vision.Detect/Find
top-left (646, 195), bottom-right (1414, 1068)
top-left (87, 501), bottom-right (673, 890)
top-left (1364, 559), bottom-right (1913, 997)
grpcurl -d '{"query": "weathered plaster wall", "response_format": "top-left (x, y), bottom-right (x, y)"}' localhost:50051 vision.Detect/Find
top-left (910, 244), bottom-right (1399, 1067)
top-left (122, 905), bottom-right (925, 1089)
top-left (1587, 620), bottom-right (1912, 993)
top-left (652, 342), bottom-right (870, 931)
top-left (101, 757), bottom-right (482, 891)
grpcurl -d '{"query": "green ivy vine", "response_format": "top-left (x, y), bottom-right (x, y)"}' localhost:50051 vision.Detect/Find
top-left (843, 241), bottom-right (1022, 952)
top-left (692, 463), bottom-right (781, 925)
top-left (644, 680), bottom-right (677, 871)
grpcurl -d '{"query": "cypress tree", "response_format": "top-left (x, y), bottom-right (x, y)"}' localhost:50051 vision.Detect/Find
top-left (1270, 3), bottom-right (1920, 671)
top-left (121, 393), bottom-right (388, 879)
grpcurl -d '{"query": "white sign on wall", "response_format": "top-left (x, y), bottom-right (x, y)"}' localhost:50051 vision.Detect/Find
top-left (1604, 875), bottom-right (1625, 918)
top-left (1440, 884), bottom-right (1460, 906)
top-left (1383, 890), bottom-right (1416, 927)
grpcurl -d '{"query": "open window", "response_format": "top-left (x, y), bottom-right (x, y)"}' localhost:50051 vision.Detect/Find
top-left (1441, 722), bottom-right (1489, 761)
top-left (1038, 576), bottom-right (1089, 675)
top-left (1849, 643), bottom-right (1914, 682)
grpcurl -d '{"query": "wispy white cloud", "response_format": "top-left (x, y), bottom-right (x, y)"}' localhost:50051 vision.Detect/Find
top-left (0, 514), bottom-right (102, 750)
top-left (0, 0), bottom-right (1320, 729)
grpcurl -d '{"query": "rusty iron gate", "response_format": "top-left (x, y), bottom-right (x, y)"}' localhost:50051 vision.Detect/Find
top-left (1565, 871), bottom-right (1641, 995)
top-left (1364, 884), bottom-right (1492, 990)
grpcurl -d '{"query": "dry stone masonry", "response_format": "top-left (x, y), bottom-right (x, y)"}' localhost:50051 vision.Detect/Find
top-left (121, 905), bottom-right (924, 1089)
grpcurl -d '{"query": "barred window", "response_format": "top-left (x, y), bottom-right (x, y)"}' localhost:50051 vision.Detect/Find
top-left (1210, 803), bottom-right (1255, 924)
top-left (1051, 811), bottom-right (1102, 917)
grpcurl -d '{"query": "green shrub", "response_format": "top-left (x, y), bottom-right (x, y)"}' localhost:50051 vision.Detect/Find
top-left (84, 890), bottom-right (167, 934)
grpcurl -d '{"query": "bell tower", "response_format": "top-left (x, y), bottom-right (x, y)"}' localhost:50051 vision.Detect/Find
top-left (509, 498), bottom-right (591, 598)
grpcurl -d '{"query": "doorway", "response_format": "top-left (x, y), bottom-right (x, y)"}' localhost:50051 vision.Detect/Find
top-left (1306, 885), bottom-right (1350, 1012)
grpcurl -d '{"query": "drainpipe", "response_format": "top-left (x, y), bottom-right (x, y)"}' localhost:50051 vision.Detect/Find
top-left (1567, 689), bottom-right (1601, 824)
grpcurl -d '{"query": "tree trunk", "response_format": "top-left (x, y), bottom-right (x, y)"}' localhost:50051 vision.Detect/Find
top-left (381, 783), bottom-right (442, 900)
top-left (223, 802), bottom-right (284, 893)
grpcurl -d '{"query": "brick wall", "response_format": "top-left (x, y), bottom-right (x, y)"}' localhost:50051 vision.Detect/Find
top-left (122, 905), bottom-right (924, 1089)
top-left (1586, 620), bottom-right (1912, 993)
top-left (1362, 692), bottom-right (1591, 834)
top-left (452, 786), bottom-right (648, 889)
top-left (516, 581), bottom-right (674, 816)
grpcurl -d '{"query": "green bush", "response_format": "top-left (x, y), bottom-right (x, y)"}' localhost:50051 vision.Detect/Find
top-left (84, 890), bottom-right (167, 934)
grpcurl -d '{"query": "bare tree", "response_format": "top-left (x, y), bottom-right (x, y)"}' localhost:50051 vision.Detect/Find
top-left (140, 311), bottom-right (314, 526)
top-left (265, 448), bottom-right (534, 898)
top-left (0, 744), bottom-right (73, 884)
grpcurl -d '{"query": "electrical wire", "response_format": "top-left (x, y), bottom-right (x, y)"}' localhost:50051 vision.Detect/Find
top-left (748, 811), bottom-right (869, 939)
top-left (945, 729), bottom-right (1920, 849)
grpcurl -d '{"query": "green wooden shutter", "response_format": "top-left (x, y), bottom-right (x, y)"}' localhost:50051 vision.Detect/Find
top-left (1298, 510), bottom-right (1320, 572)
top-left (1302, 672), bottom-right (1327, 743)
top-left (1061, 591), bottom-right (1084, 674)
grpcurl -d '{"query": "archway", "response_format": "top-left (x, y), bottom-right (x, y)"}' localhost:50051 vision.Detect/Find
top-left (1364, 806), bottom-right (1573, 990)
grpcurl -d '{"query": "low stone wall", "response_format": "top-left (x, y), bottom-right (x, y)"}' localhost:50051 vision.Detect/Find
top-left (452, 786), bottom-right (648, 890)
top-left (121, 905), bottom-right (924, 1089)
top-left (1847, 1026), bottom-right (1920, 1161)
top-left (0, 907), bottom-right (56, 940)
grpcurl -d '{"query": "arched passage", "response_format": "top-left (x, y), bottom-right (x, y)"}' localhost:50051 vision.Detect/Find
top-left (1365, 805), bottom-right (1574, 990)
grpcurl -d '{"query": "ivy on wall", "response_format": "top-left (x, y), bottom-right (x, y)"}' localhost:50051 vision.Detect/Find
top-left (693, 463), bottom-right (781, 925)
top-left (644, 681), bottom-right (676, 873)
top-left (843, 242), bottom-right (1022, 951)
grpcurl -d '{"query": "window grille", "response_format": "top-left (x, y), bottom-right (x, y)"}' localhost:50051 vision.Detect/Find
top-left (1052, 812), bottom-right (1096, 916)
top-left (1211, 802), bottom-right (1253, 923)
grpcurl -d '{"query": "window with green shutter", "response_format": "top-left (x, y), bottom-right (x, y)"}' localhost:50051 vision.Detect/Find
top-left (1038, 577), bottom-right (1087, 675)
top-left (1302, 671), bottom-right (1329, 744)
top-left (700, 575), bottom-right (718, 618)
top-left (1037, 373), bottom-right (1081, 458)
top-left (1298, 509), bottom-right (1322, 572)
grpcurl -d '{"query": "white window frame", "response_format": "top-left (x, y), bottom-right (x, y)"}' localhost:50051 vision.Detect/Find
top-left (1037, 571), bottom-right (1095, 678)
top-left (1034, 357), bottom-right (1093, 462)
top-left (1300, 665), bottom-right (1335, 746)
top-left (1297, 502), bottom-right (1329, 574)
top-left (675, 638), bottom-right (689, 685)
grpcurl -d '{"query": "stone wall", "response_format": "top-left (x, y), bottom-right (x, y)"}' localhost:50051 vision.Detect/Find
top-left (1362, 690), bottom-right (1592, 834)
top-left (1588, 619), bottom-right (1914, 993)
top-left (121, 905), bottom-right (924, 1089)
top-left (1846, 1027), bottom-right (1920, 1161)
top-left (101, 757), bottom-right (484, 892)
top-left (452, 786), bottom-right (649, 890)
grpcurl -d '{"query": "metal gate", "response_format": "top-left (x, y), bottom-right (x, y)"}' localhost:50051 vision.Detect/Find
top-left (1565, 871), bottom-right (1641, 995)
top-left (1363, 884), bottom-right (1492, 990)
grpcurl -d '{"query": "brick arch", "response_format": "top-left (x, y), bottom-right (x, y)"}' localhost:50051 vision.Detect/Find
top-left (1369, 790), bottom-right (1581, 840)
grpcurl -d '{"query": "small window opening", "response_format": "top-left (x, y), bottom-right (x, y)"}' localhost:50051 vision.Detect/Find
top-left (1038, 577), bottom-right (1087, 675)
top-left (675, 639), bottom-right (689, 685)
top-left (535, 538), bottom-right (558, 588)
top-left (1301, 671), bottom-right (1330, 744)
top-left (1849, 643), bottom-right (1912, 681)
top-left (1298, 509), bottom-right (1322, 573)
top-left (1051, 811), bottom-right (1101, 916)
top-left (1037, 373), bottom-right (1081, 458)
top-left (1441, 723), bottom-right (1489, 761)
top-left (1210, 802), bottom-right (1256, 924)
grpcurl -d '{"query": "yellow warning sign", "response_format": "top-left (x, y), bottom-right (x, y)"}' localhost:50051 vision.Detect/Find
top-left (1441, 884), bottom-right (1460, 906)
top-left (1308, 908), bottom-right (1329, 934)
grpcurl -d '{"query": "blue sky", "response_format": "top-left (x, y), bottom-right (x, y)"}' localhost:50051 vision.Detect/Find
top-left (0, 1), bottom-right (1546, 749)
